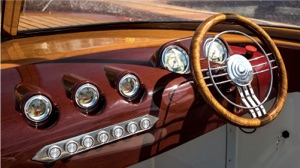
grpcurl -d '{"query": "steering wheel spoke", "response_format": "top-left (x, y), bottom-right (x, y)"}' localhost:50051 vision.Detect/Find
top-left (237, 85), bottom-right (266, 118)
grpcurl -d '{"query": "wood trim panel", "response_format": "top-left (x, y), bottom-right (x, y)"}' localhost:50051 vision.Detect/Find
top-left (2, 0), bottom-right (22, 36)
top-left (1, 30), bottom-right (194, 69)
top-left (2, 28), bottom-right (300, 70)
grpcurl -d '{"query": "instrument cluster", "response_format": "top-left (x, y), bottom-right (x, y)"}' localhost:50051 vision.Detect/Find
top-left (153, 36), bottom-right (229, 74)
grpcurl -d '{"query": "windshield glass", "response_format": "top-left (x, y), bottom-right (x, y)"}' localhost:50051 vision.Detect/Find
top-left (19, 0), bottom-right (300, 32)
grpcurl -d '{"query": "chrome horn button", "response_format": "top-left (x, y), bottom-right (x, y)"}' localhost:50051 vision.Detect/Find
top-left (227, 54), bottom-right (253, 86)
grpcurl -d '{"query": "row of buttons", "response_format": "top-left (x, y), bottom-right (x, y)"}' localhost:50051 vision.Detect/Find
top-left (48, 118), bottom-right (152, 159)
top-left (33, 115), bottom-right (159, 162)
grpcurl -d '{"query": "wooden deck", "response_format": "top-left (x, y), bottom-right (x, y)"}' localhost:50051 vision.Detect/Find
top-left (18, 13), bottom-right (109, 31)
top-left (17, 0), bottom-right (215, 32)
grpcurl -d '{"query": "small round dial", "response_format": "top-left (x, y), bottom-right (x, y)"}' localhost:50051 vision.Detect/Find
top-left (24, 95), bottom-right (52, 122)
top-left (204, 38), bottom-right (228, 64)
top-left (118, 74), bottom-right (140, 98)
top-left (75, 84), bottom-right (99, 109)
top-left (162, 45), bottom-right (189, 74)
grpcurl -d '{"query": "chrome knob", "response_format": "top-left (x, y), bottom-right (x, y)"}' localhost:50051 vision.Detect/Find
top-left (48, 145), bottom-right (62, 159)
top-left (127, 122), bottom-right (138, 134)
top-left (112, 126), bottom-right (124, 139)
top-left (97, 131), bottom-right (109, 143)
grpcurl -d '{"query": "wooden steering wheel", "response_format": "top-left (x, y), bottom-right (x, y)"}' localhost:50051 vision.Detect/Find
top-left (190, 13), bottom-right (288, 128)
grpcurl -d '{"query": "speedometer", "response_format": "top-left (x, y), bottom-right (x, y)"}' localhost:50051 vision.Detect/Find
top-left (161, 45), bottom-right (189, 74)
top-left (204, 38), bottom-right (228, 64)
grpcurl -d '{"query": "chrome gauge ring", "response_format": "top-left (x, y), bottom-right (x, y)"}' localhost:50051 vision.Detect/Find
top-left (75, 83), bottom-right (99, 109)
top-left (118, 74), bottom-right (140, 98)
top-left (207, 30), bottom-right (274, 109)
top-left (204, 38), bottom-right (228, 64)
top-left (24, 95), bottom-right (52, 122)
top-left (161, 45), bottom-right (190, 74)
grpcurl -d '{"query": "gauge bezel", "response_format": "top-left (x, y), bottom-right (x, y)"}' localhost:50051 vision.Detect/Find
top-left (118, 73), bottom-right (141, 99)
top-left (161, 45), bottom-right (190, 74)
top-left (204, 38), bottom-right (228, 64)
top-left (23, 95), bottom-right (52, 123)
top-left (75, 83), bottom-right (100, 109)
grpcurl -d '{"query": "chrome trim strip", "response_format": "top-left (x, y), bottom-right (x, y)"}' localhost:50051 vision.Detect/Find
top-left (32, 114), bottom-right (159, 163)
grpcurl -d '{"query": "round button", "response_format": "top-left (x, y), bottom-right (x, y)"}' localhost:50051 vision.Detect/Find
top-left (97, 131), bottom-right (109, 143)
top-left (65, 141), bottom-right (78, 154)
top-left (48, 145), bottom-right (61, 159)
top-left (140, 118), bottom-right (151, 130)
top-left (127, 122), bottom-right (138, 134)
top-left (112, 126), bottom-right (124, 139)
top-left (245, 45), bottom-right (257, 55)
top-left (81, 135), bottom-right (94, 148)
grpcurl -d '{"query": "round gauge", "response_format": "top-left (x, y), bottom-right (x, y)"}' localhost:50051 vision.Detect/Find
top-left (75, 84), bottom-right (99, 109)
top-left (118, 74), bottom-right (140, 98)
top-left (24, 95), bottom-right (52, 122)
top-left (204, 38), bottom-right (228, 64)
top-left (162, 45), bottom-right (189, 74)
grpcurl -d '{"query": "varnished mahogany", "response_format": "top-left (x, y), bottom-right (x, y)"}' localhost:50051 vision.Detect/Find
top-left (1, 24), bottom-right (299, 167)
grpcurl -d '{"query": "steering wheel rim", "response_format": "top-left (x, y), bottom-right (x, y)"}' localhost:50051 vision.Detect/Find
top-left (190, 13), bottom-right (288, 128)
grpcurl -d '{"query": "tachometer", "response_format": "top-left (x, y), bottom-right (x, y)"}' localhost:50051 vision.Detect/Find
top-left (204, 38), bottom-right (228, 64)
top-left (162, 45), bottom-right (189, 74)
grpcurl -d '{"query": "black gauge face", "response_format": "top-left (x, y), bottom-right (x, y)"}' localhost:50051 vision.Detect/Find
top-left (75, 84), bottom-right (99, 109)
top-left (162, 45), bottom-right (189, 74)
top-left (24, 95), bottom-right (52, 122)
top-left (204, 38), bottom-right (228, 64)
top-left (118, 74), bottom-right (140, 98)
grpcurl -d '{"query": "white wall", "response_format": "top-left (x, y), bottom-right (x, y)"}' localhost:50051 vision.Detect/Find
top-left (130, 125), bottom-right (227, 168)
top-left (131, 93), bottom-right (300, 168)
top-left (228, 92), bottom-right (300, 168)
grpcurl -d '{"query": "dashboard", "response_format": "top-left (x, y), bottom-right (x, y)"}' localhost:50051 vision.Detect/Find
top-left (2, 24), bottom-right (298, 167)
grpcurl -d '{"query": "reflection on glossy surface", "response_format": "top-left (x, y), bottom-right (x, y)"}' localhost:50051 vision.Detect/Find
top-left (1, 30), bottom-right (193, 69)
